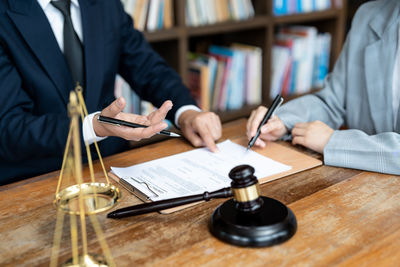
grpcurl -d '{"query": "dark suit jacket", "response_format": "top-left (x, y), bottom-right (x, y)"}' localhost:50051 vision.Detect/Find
top-left (0, 0), bottom-right (196, 184)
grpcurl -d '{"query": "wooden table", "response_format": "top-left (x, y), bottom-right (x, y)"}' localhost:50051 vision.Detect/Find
top-left (1, 119), bottom-right (399, 266)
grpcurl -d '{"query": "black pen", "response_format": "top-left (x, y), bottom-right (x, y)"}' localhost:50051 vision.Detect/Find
top-left (247, 94), bottom-right (284, 150)
top-left (97, 115), bottom-right (181, 137)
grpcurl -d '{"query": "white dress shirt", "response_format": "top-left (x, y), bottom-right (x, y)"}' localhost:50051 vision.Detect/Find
top-left (392, 26), bottom-right (400, 127)
top-left (38, 0), bottom-right (199, 144)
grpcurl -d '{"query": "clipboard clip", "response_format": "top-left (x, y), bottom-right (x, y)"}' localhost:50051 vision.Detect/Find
top-left (119, 176), bottom-right (159, 201)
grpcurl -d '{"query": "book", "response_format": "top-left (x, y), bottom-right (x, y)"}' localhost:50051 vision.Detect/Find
top-left (186, 0), bottom-right (199, 26)
top-left (209, 47), bottom-right (232, 111)
top-left (211, 61), bottom-right (226, 110)
top-left (273, 26), bottom-right (331, 96)
top-left (270, 46), bottom-right (291, 99)
top-left (209, 46), bottom-right (238, 110)
top-left (273, 0), bottom-right (332, 15)
top-left (137, 0), bottom-right (150, 31)
top-left (187, 61), bottom-right (210, 110)
top-left (147, 0), bottom-right (160, 31)
top-left (185, 0), bottom-right (254, 26)
top-left (157, 0), bottom-right (165, 29)
top-left (163, 0), bottom-right (174, 29)
top-left (312, 33), bottom-right (331, 88)
top-left (133, 0), bottom-right (144, 30)
top-left (274, 0), bottom-right (288, 15)
top-left (280, 26), bottom-right (317, 93)
top-left (231, 43), bottom-right (262, 106)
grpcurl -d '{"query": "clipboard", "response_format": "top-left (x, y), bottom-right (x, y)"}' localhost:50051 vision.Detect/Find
top-left (109, 137), bottom-right (322, 214)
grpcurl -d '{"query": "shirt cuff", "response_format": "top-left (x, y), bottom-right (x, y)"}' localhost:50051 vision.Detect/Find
top-left (83, 112), bottom-right (108, 145)
top-left (174, 105), bottom-right (202, 128)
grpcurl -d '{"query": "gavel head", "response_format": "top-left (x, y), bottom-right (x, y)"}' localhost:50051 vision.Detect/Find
top-left (229, 165), bottom-right (263, 213)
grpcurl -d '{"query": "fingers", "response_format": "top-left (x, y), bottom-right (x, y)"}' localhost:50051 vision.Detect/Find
top-left (95, 97), bottom-right (170, 141)
top-left (183, 128), bottom-right (204, 147)
top-left (198, 127), bottom-right (218, 152)
top-left (292, 136), bottom-right (306, 146)
top-left (291, 122), bottom-right (311, 147)
top-left (101, 97), bottom-right (126, 117)
top-left (254, 138), bottom-right (266, 148)
top-left (292, 122), bottom-right (308, 129)
top-left (291, 121), bottom-right (334, 153)
top-left (148, 100), bottom-right (173, 124)
top-left (291, 125), bottom-right (306, 137)
top-left (99, 115), bottom-right (168, 141)
top-left (179, 110), bottom-right (222, 152)
top-left (192, 113), bottom-right (221, 152)
top-left (247, 113), bottom-right (287, 147)
top-left (119, 120), bottom-right (168, 141)
top-left (246, 106), bottom-right (267, 139)
top-left (291, 122), bottom-right (308, 146)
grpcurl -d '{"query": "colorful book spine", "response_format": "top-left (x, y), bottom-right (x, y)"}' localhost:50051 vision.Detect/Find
top-left (121, 0), bottom-right (175, 31)
top-left (188, 44), bottom-right (261, 112)
top-left (185, 0), bottom-right (255, 26)
top-left (272, 27), bottom-right (331, 97)
top-left (273, 0), bottom-right (332, 16)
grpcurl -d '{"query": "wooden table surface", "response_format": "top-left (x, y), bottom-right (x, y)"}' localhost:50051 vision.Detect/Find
top-left (1, 119), bottom-right (399, 266)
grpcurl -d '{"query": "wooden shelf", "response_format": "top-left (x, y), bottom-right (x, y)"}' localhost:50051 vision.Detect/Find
top-left (187, 16), bottom-right (269, 37)
top-left (273, 9), bottom-right (342, 24)
top-left (144, 27), bottom-right (181, 42)
top-left (131, 0), bottom-right (347, 124)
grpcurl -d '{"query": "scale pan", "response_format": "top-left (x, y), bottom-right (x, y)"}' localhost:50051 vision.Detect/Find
top-left (54, 182), bottom-right (121, 215)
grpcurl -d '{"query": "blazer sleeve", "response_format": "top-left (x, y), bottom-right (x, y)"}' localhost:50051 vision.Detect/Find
top-left (324, 130), bottom-right (400, 175)
top-left (115, 2), bottom-right (197, 123)
top-left (0, 43), bottom-right (69, 162)
top-left (275, 16), bottom-right (400, 175)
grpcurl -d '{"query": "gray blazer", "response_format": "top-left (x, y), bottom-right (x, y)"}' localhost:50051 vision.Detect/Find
top-left (277, 0), bottom-right (400, 175)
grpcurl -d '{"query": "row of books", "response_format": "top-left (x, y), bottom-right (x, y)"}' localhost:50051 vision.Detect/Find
top-left (121, 0), bottom-right (174, 31)
top-left (187, 44), bottom-right (262, 111)
top-left (186, 0), bottom-right (255, 27)
top-left (270, 26), bottom-right (331, 98)
top-left (273, 0), bottom-right (333, 16)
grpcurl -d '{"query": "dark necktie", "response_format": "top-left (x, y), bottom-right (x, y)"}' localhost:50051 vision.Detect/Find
top-left (51, 0), bottom-right (85, 88)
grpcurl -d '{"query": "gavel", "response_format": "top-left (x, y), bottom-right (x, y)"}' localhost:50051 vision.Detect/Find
top-left (107, 165), bottom-right (297, 247)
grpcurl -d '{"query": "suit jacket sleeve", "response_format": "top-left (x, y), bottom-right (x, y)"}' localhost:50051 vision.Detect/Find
top-left (115, 2), bottom-right (197, 123)
top-left (275, 11), bottom-right (400, 175)
top-left (0, 43), bottom-right (70, 163)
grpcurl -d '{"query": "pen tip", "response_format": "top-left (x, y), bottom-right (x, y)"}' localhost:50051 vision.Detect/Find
top-left (107, 212), bottom-right (115, 219)
top-left (170, 132), bottom-right (181, 137)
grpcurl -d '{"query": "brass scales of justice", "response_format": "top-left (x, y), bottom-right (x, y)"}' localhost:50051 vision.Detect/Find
top-left (50, 84), bottom-right (120, 267)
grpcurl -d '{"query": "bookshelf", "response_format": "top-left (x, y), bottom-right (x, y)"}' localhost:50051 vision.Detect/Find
top-left (129, 0), bottom-right (347, 122)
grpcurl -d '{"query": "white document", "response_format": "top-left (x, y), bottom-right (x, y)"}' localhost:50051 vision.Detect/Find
top-left (111, 140), bottom-right (291, 201)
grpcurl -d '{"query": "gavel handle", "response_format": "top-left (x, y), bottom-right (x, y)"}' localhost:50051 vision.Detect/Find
top-left (107, 187), bottom-right (232, 219)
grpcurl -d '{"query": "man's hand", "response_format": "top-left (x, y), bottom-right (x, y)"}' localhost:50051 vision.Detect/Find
top-left (246, 106), bottom-right (288, 148)
top-left (291, 120), bottom-right (334, 153)
top-left (93, 97), bottom-right (172, 141)
top-left (178, 110), bottom-right (222, 152)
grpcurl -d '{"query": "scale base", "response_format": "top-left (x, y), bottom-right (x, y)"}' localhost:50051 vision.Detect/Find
top-left (61, 254), bottom-right (108, 267)
top-left (210, 197), bottom-right (297, 247)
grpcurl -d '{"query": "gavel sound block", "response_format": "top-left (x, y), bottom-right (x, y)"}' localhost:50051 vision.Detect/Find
top-left (209, 165), bottom-right (297, 247)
